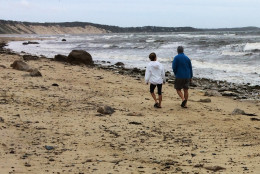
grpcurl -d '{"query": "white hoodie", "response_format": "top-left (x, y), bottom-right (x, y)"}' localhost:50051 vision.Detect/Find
top-left (145, 61), bottom-right (166, 85)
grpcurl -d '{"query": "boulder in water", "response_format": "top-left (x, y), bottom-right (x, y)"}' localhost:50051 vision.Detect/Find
top-left (67, 50), bottom-right (93, 65)
top-left (54, 54), bottom-right (68, 62)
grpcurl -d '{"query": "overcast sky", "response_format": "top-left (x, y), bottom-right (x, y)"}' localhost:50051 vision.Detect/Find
top-left (0, 0), bottom-right (260, 28)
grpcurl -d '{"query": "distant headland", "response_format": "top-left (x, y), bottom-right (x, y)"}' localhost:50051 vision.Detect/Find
top-left (0, 19), bottom-right (260, 34)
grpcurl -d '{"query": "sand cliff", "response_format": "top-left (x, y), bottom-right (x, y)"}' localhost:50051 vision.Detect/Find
top-left (0, 22), bottom-right (108, 34)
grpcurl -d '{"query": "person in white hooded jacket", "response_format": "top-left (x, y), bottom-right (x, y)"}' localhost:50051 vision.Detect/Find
top-left (145, 52), bottom-right (166, 108)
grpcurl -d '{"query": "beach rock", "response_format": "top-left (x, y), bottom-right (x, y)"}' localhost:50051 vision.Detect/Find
top-left (115, 62), bottom-right (125, 66)
top-left (129, 121), bottom-right (142, 125)
top-left (23, 55), bottom-right (40, 61)
top-left (54, 54), bottom-right (68, 62)
top-left (222, 91), bottom-right (238, 97)
top-left (204, 90), bottom-right (221, 97)
top-left (62, 39), bottom-right (66, 41)
top-left (199, 98), bottom-right (211, 103)
top-left (0, 65), bottom-right (6, 68)
top-left (204, 166), bottom-right (226, 172)
top-left (231, 108), bottom-right (246, 115)
top-left (0, 42), bottom-right (7, 49)
top-left (22, 41), bottom-right (39, 45)
top-left (97, 105), bottom-right (115, 115)
top-left (52, 83), bottom-right (59, 87)
top-left (10, 60), bottom-right (31, 71)
top-left (131, 68), bottom-right (141, 74)
top-left (44, 145), bottom-right (54, 150)
top-left (251, 118), bottom-right (260, 121)
top-left (30, 68), bottom-right (42, 77)
top-left (0, 117), bottom-right (4, 123)
top-left (67, 50), bottom-right (93, 65)
top-left (126, 112), bottom-right (144, 116)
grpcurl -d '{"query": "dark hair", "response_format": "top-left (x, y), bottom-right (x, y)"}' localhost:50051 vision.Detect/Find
top-left (177, 46), bottom-right (184, 54)
top-left (149, 52), bottom-right (157, 61)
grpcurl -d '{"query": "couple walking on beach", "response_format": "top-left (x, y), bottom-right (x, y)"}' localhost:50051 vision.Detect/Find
top-left (145, 46), bottom-right (193, 108)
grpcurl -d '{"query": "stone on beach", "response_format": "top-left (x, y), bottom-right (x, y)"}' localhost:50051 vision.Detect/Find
top-left (30, 68), bottom-right (42, 77)
top-left (204, 90), bottom-right (221, 97)
top-left (67, 50), bottom-right (93, 65)
top-left (97, 105), bottom-right (115, 115)
top-left (231, 108), bottom-right (246, 115)
top-left (204, 166), bottom-right (226, 172)
top-left (54, 54), bottom-right (68, 62)
top-left (10, 60), bottom-right (31, 71)
top-left (198, 98), bottom-right (211, 103)
top-left (0, 65), bottom-right (6, 68)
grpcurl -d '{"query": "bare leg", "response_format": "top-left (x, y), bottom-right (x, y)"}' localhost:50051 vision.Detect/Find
top-left (176, 89), bottom-right (185, 101)
top-left (151, 93), bottom-right (157, 104)
top-left (183, 89), bottom-right (189, 106)
top-left (158, 95), bottom-right (162, 107)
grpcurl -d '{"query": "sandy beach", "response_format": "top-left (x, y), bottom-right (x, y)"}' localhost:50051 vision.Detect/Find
top-left (0, 37), bottom-right (260, 174)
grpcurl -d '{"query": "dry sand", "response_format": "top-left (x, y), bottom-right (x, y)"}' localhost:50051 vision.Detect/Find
top-left (0, 37), bottom-right (260, 174)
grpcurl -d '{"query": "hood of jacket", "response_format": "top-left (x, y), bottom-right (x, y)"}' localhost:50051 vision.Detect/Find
top-left (149, 61), bottom-right (160, 69)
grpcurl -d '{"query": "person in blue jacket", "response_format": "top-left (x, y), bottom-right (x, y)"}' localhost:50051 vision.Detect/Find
top-left (172, 46), bottom-right (193, 108)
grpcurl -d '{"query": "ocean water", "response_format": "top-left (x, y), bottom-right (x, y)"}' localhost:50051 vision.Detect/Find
top-left (5, 32), bottom-right (260, 86)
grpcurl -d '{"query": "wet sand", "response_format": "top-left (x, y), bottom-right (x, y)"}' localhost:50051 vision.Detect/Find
top-left (0, 37), bottom-right (260, 174)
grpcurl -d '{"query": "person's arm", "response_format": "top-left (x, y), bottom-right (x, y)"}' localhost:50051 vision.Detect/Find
top-left (189, 59), bottom-right (193, 78)
top-left (145, 66), bottom-right (151, 84)
top-left (189, 59), bottom-right (193, 83)
top-left (172, 57), bottom-right (177, 75)
top-left (161, 65), bottom-right (166, 84)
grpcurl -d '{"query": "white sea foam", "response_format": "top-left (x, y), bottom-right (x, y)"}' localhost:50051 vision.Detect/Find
top-left (221, 51), bottom-right (246, 56)
top-left (244, 42), bottom-right (260, 51)
top-left (146, 39), bottom-right (156, 43)
top-left (160, 42), bottom-right (183, 49)
top-left (192, 60), bottom-right (260, 75)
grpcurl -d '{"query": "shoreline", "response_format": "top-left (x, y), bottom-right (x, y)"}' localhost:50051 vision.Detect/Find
top-left (0, 36), bottom-right (260, 173)
top-left (1, 37), bottom-right (259, 101)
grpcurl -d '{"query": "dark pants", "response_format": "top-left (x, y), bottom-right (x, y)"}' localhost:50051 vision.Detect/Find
top-left (174, 78), bottom-right (190, 90)
top-left (150, 84), bottom-right (162, 95)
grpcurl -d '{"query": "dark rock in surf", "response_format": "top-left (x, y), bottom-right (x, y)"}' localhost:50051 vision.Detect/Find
top-left (22, 41), bottom-right (39, 45)
top-left (67, 50), bottom-right (93, 65)
top-left (62, 39), bottom-right (66, 42)
top-left (115, 62), bottom-right (125, 66)
top-left (23, 55), bottom-right (40, 61)
top-left (54, 54), bottom-right (68, 62)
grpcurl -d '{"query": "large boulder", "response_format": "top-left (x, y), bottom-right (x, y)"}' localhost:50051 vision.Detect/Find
top-left (67, 50), bottom-right (93, 65)
top-left (54, 54), bottom-right (68, 62)
top-left (10, 60), bottom-right (31, 71)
